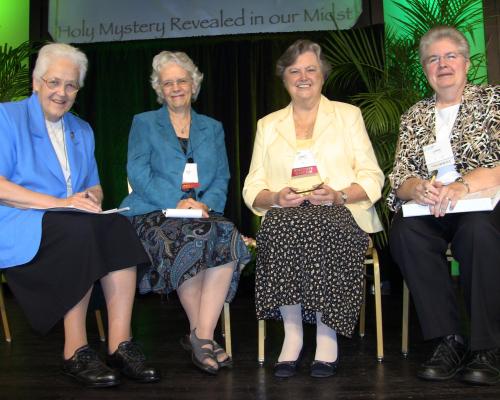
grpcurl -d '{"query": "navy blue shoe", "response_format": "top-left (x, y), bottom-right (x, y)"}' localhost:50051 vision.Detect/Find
top-left (274, 349), bottom-right (304, 378)
top-left (310, 360), bottom-right (338, 378)
top-left (274, 360), bottom-right (299, 378)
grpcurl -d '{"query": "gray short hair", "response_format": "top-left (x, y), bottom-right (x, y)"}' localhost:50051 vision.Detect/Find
top-left (32, 43), bottom-right (88, 87)
top-left (419, 26), bottom-right (470, 65)
top-left (276, 39), bottom-right (331, 80)
top-left (151, 51), bottom-right (204, 104)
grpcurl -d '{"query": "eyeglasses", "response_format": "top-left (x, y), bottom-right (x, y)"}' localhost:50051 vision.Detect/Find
top-left (161, 78), bottom-right (192, 89)
top-left (425, 52), bottom-right (463, 66)
top-left (287, 65), bottom-right (321, 75)
top-left (41, 77), bottom-right (80, 94)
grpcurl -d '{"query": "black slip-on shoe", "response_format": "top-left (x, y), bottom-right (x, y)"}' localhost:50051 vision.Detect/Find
top-left (274, 360), bottom-right (299, 378)
top-left (310, 359), bottom-right (338, 378)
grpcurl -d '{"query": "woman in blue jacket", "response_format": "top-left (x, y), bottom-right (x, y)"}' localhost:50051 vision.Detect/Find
top-left (0, 43), bottom-right (159, 387)
top-left (120, 51), bottom-right (250, 375)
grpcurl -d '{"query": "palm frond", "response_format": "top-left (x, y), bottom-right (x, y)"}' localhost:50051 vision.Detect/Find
top-left (467, 53), bottom-right (488, 84)
top-left (323, 29), bottom-right (385, 93)
top-left (0, 41), bottom-right (32, 102)
top-left (351, 91), bottom-right (407, 136)
top-left (390, 0), bottom-right (483, 41)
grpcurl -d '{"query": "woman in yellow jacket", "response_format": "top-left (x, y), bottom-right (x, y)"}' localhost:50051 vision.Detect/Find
top-left (243, 40), bottom-right (384, 379)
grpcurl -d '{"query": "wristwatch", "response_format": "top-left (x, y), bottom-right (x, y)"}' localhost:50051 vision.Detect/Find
top-left (339, 190), bottom-right (348, 205)
top-left (455, 177), bottom-right (470, 193)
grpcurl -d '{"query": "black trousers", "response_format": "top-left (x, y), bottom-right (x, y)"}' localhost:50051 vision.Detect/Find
top-left (389, 204), bottom-right (500, 351)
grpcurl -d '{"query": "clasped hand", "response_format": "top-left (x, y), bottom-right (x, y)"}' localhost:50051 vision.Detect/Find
top-left (414, 179), bottom-right (468, 217)
top-left (177, 198), bottom-right (209, 218)
top-left (64, 191), bottom-right (102, 213)
top-left (276, 184), bottom-right (338, 207)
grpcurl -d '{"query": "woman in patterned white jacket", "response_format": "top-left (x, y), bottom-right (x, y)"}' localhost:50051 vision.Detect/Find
top-left (388, 26), bottom-right (500, 386)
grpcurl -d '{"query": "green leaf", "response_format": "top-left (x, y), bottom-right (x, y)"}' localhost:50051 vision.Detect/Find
top-left (0, 41), bottom-right (33, 102)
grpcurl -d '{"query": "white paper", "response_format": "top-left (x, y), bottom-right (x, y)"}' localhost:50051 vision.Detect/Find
top-left (402, 186), bottom-right (500, 217)
top-left (42, 206), bottom-right (130, 214)
top-left (101, 207), bottom-right (130, 214)
top-left (162, 208), bottom-right (203, 218)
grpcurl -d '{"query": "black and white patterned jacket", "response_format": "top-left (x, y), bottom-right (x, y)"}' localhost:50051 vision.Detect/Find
top-left (387, 83), bottom-right (499, 212)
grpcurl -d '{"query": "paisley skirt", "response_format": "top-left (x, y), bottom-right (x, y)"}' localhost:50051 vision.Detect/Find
top-left (131, 210), bottom-right (251, 302)
top-left (255, 202), bottom-right (369, 337)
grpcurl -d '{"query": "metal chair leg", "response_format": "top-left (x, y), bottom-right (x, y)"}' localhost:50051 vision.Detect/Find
top-left (360, 244), bottom-right (384, 361)
top-left (402, 282), bottom-right (410, 357)
top-left (220, 309), bottom-right (225, 338)
top-left (359, 265), bottom-right (367, 338)
top-left (258, 320), bottom-right (265, 365)
top-left (0, 281), bottom-right (12, 342)
top-left (372, 247), bottom-right (384, 362)
top-left (223, 302), bottom-right (232, 358)
top-left (95, 310), bottom-right (106, 342)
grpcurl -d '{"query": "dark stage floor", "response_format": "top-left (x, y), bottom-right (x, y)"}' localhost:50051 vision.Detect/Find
top-left (0, 279), bottom-right (498, 400)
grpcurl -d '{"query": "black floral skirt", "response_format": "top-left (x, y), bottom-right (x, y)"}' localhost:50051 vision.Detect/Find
top-left (255, 202), bottom-right (369, 337)
top-left (131, 211), bottom-right (251, 302)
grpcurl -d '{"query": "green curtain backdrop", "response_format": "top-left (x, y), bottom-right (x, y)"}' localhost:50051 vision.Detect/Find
top-left (73, 30), bottom-right (362, 235)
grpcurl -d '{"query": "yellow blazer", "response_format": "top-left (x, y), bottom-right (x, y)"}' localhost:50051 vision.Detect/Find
top-left (243, 95), bottom-right (384, 233)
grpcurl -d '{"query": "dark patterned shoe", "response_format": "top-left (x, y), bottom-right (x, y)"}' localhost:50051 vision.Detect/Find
top-left (459, 348), bottom-right (500, 386)
top-left (310, 360), bottom-right (338, 378)
top-left (108, 341), bottom-right (161, 383)
top-left (417, 336), bottom-right (466, 381)
top-left (62, 345), bottom-right (119, 388)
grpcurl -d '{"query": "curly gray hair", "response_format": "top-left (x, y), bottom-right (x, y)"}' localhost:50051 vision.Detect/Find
top-left (151, 51), bottom-right (204, 104)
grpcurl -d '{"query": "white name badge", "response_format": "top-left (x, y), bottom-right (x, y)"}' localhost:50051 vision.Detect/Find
top-left (291, 150), bottom-right (318, 177)
top-left (181, 162), bottom-right (200, 190)
top-left (423, 141), bottom-right (456, 172)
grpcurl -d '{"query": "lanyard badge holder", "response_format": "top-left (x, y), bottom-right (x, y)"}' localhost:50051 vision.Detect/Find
top-left (289, 149), bottom-right (323, 195)
top-left (181, 161), bottom-right (200, 192)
